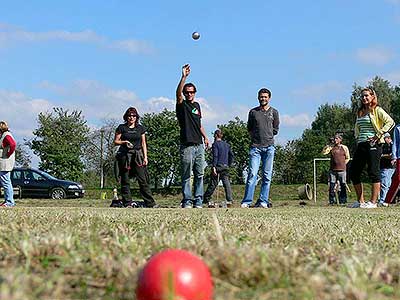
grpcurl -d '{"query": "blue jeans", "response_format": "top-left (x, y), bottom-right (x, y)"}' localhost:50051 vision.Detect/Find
top-left (380, 168), bottom-right (395, 203)
top-left (242, 145), bottom-right (275, 206)
top-left (0, 171), bottom-right (14, 206)
top-left (180, 144), bottom-right (205, 207)
top-left (328, 170), bottom-right (347, 204)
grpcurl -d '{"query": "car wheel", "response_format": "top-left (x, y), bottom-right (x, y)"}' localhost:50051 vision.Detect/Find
top-left (15, 185), bottom-right (22, 199)
top-left (51, 188), bottom-right (66, 200)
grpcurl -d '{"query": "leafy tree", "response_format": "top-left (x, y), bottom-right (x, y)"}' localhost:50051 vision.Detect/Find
top-left (391, 85), bottom-right (400, 124)
top-left (82, 118), bottom-right (120, 188)
top-left (141, 109), bottom-right (180, 190)
top-left (294, 103), bottom-right (353, 183)
top-left (274, 141), bottom-right (300, 184)
top-left (29, 108), bottom-right (89, 181)
top-left (15, 143), bottom-right (32, 167)
top-left (351, 76), bottom-right (395, 119)
top-left (218, 117), bottom-right (251, 184)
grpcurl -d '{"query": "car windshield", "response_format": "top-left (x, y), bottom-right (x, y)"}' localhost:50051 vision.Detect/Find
top-left (36, 170), bottom-right (57, 180)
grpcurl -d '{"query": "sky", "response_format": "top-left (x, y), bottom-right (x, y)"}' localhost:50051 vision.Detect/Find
top-left (1, 0), bottom-right (400, 154)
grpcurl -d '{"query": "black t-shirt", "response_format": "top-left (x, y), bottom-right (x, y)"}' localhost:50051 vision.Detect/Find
top-left (115, 124), bottom-right (146, 152)
top-left (176, 101), bottom-right (202, 145)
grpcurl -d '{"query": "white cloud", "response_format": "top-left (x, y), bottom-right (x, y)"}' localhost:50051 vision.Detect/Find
top-left (0, 23), bottom-right (154, 54)
top-left (385, 0), bottom-right (400, 4)
top-left (281, 113), bottom-right (312, 127)
top-left (291, 81), bottom-right (346, 101)
top-left (0, 90), bottom-right (53, 139)
top-left (12, 80), bottom-right (312, 145)
top-left (355, 47), bottom-right (395, 66)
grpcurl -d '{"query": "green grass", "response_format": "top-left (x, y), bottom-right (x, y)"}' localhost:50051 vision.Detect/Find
top-left (1, 184), bottom-right (399, 299)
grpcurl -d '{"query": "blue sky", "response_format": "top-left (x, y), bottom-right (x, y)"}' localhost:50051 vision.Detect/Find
top-left (1, 0), bottom-right (400, 148)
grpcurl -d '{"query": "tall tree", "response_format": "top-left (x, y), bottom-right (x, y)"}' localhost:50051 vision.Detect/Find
top-left (218, 117), bottom-right (251, 184)
top-left (141, 109), bottom-right (181, 190)
top-left (391, 85), bottom-right (400, 124)
top-left (82, 118), bottom-right (119, 188)
top-left (294, 103), bottom-right (353, 183)
top-left (351, 76), bottom-right (395, 118)
top-left (274, 141), bottom-right (300, 184)
top-left (15, 143), bottom-right (32, 167)
top-left (29, 108), bottom-right (89, 181)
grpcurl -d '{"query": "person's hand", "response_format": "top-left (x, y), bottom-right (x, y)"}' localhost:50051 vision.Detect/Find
top-left (204, 138), bottom-right (209, 149)
top-left (367, 135), bottom-right (378, 146)
top-left (182, 64), bottom-right (190, 77)
top-left (391, 159), bottom-right (397, 166)
top-left (143, 157), bottom-right (148, 166)
top-left (212, 167), bottom-right (217, 177)
top-left (126, 141), bottom-right (134, 149)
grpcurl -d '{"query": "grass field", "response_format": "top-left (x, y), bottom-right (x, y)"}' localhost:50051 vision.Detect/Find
top-left (1, 184), bottom-right (400, 300)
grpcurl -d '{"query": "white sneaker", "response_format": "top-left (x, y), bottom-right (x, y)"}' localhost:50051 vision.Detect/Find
top-left (241, 203), bottom-right (249, 208)
top-left (360, 202), bottom-right (368, 208)
top-left (364, 201), bottom-right (377, 209)
top-left (378, 202), bottom-right (389, 207)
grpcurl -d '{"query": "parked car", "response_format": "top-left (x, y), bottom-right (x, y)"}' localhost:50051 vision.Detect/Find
top-left (9, 167), bottom-right (85, 199)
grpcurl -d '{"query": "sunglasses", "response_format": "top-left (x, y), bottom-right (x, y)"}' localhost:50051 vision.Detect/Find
top-left (184, 91), bottom-right (196, 95)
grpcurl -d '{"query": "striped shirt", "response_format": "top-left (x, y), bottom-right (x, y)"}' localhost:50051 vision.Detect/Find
top-left (356, 114), bottom-right (375, 143)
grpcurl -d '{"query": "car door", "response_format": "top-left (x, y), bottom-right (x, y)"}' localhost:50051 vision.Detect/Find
top-left (22, 170), bottom-right (50, 197)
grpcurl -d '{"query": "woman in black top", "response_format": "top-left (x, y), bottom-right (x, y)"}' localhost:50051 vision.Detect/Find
top-left (112, 107), bottom-right (156, 208)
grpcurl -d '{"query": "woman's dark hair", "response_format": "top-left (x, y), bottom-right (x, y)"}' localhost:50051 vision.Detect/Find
top-left (123, 107), bottom-right (140, 126)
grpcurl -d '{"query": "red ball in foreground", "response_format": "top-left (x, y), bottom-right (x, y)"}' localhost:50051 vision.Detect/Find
top-left (136, 249), bottom-right (213, 300)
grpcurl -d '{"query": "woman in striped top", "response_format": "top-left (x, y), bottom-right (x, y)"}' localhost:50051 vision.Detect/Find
top-left (350, 87), bottom-right (394, 208)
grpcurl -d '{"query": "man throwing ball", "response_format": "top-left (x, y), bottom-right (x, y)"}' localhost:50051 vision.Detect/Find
top-left (176, 64), bottom-right (209, 208)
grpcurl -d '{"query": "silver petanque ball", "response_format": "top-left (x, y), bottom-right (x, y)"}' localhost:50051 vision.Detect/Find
top-left (192, 32), bottom-right (200, 40)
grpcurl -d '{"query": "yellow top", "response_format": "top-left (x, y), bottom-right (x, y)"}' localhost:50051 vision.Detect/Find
top-left (354, 106), bottom-right (394, 144)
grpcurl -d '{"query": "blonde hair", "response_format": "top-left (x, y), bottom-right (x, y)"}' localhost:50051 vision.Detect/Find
top-left (0, 121), bottom-right (9, 132)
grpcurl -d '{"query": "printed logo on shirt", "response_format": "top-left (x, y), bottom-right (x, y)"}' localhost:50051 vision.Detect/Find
top-left (191, 108), bottom-right (200, 116)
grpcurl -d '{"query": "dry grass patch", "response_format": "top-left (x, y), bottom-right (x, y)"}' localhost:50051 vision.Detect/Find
top-left (0, 206), bottom-right (399, 299)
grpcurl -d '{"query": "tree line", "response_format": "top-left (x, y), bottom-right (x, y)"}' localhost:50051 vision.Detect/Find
top-left (15, 76), bottom-right (400, 188)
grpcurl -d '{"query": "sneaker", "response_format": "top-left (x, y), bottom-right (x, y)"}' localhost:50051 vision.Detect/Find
top-left (378, 202), bottom-right (389, 207)
top-left (0, 202), bottom-right (14, 207)
top-left (207, 202), bottom-right (216, 208)
top-left (360, 202), bottom-right (368, 208)
top-left (365, 201), bottom-right (377, 209)
top-left (110, 200), bottom-right (124, 208)
top-left (226, 201), bottom-right (233, 208)
top-left (241, 203), bottom-right (249, 208)
top-left (349, 201), bottom-right (360, 208)
top-left (124, 201), bottom-right (139, 208)
top-left (255, 202), bottom-right (270, 208)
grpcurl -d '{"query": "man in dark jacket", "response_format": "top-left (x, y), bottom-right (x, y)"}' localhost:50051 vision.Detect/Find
top-left (204, 129), bottom-right (234, 207)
